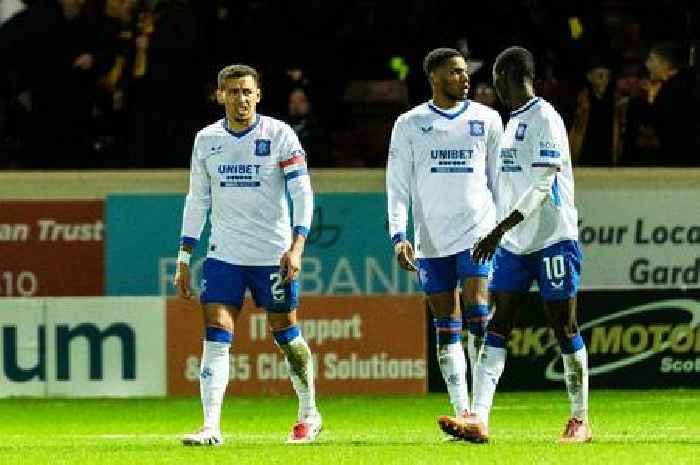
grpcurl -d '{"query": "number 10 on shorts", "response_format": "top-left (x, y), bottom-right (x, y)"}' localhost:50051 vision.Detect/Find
top-left (543, 255), bottom-right (566, 280)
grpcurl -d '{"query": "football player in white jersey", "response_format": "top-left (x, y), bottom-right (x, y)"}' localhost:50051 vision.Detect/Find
top-left (174, 64), bottom-right (322, 445)
top-left (439, 47), bottom-right (591, 444)
top-left (387, 48), bottom-right (503, 428)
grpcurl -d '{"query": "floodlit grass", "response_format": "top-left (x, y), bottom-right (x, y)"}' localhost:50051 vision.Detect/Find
top-left (0, 390), bottom-right (698, 465)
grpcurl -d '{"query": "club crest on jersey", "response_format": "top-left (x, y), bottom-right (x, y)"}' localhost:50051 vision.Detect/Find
top-left (420, 126), bottom-right (433, 134)
top-left (468, 120), bottom-right (485, 136)
top-left (254, 139), bottom-right (271, 156)
top-left (515, 123), bottom-right (527, 141)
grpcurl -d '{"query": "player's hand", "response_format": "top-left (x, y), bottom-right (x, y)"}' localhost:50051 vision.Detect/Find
top-left (174, 262), bottom-right (192, 299)
top-left (279, 247), bottom-right (302, 283)
top-left (472, 228), bottom-right (503, 265)
top-left (395, 240), bottom-right (418, 272)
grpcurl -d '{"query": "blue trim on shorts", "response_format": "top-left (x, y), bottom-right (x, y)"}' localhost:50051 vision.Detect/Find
top-left (273, 325), bottom-right (300, 345)
top-left (205, 326), bottom-right (232, 343)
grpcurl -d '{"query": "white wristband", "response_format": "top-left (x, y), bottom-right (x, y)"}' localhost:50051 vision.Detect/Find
top-left (177, 250), bottom-right (191, 265)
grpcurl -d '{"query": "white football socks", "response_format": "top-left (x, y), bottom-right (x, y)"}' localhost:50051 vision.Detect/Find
top-left (278, 335), bottom-right (317, 419)
top-left (200, 339), bottom-right (231, 432)
top-left (465, 331), bottom-right (485, 403)
top-left (562, 345), bottom-right (589, 421)
top-left (437, 342), bottom-right (469, 416)
top-left (472, 344), bottom-right (507, 428)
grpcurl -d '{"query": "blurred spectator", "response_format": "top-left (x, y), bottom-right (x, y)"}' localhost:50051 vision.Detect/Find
top-left (125, 0), bottom-right (200, 167)
top-left (286, 87), bottom-right (331, 167)
top-left (644, 42), bottom-right (698, 165)
top-left (621, 42), bottom-right (697, 166)
top-left (0, 0), bottom-right (105, 168)
top-left (569, 57), bottom-right (623, 166)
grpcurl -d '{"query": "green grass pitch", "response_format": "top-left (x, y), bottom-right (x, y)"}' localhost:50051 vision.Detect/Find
top-left (0, 390), bottom-right (697, 465)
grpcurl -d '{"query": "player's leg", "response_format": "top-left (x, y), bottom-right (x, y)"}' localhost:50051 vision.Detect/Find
top-left (420, 256), bottom-right (469, 418)
top-left (457, 249), bottom-right (492, 405)
top-left (439, 247), bottom-right (532, 442)
top-left (251, 267), bottom-right (321, 443)
top-left (183, 258), bottom-right (245, 446)
top-left (538, 241), bottom-right (590, 443)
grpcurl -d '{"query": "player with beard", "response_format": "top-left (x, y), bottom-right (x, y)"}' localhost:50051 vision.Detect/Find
top-left (387, 48), bottom-right (503, 429)
top-left (175, 64), bottom-right (321, 445)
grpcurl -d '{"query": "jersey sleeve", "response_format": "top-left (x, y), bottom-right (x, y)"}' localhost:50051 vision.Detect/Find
top-left (530, 116), bottom-right (564, 170)
top-left (511, 117), bottom-right (563, 218)
top-left (180, 134), bottom-right (211, 246)
top-left (386, 116), bottom-right (412, 246)
top-left (486, 111), bottom-right (504, 194)
top-left (278, 125), bottom-right (314, 237)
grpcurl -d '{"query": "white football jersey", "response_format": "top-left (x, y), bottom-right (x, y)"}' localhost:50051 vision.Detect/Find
top-left (387, 100), bottom-right (503, 258)
top-left (180, 115), bottom-right (313, 266)
top-left (493, 97), bottom-right (578, 254)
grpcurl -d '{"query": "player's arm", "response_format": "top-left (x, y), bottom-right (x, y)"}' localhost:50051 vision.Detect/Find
top-left (279, 129), bottom-right (313, 282)
top-left (386, 117), bottom-right (416, 271)
top-left (473, 119), bottom-right (561, 264)
top-left (175, 135), bottom-right (211, 299)
top-left (486, 111), bottom-right (505, 196)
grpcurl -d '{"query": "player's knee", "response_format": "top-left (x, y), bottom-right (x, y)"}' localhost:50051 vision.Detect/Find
top-left (552, 321), bottom-right (579, 345)
top-left (203, 314), bottom-right (233, 332)
top-left (268, 311), bottom-right (297, 332)
top-left (462, 278), bottom-right (489, 306)
top-left (427, 293), bottom-right (459, 318)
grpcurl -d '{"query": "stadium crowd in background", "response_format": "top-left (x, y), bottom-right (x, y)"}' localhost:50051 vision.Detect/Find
top-left (0, 0), bottom-right (698, 169)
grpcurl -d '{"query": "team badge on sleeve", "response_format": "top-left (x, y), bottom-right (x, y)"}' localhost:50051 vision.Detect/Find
top-left (468, 120), bottom-right (485, 136)
top-left (254, 139), bottom-right (271, 156)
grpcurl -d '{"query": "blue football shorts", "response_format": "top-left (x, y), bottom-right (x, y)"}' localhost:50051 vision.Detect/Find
top-left (417, 248), bottom-right (492, 295)
top-left (199, 258), bottom-right (299, 312)
top-left (489, 240), bottom-right (582, 300)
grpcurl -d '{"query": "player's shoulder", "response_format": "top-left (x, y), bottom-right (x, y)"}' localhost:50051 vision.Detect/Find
top-left (396, 102), bottom-right (432, 123)
top-left (466, 100), bottom-right (502, 124)
top-left (196, 119), bottom-right (228, 139)
top-left (531, 98), bottom-right (565, 128)
top-left (257, 114), bottom-right (296, 139)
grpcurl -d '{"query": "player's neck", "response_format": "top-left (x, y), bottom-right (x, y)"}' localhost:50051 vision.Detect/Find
top-left (225, 114), bottom-right (257, 132)
top-left (509, 92), bottom-right (535, 111)
top-left (431, 95), bottom-right (463, 110)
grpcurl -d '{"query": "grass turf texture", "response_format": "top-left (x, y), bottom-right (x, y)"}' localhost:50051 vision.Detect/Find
top-left (0, 390), bottom-right (697, 465)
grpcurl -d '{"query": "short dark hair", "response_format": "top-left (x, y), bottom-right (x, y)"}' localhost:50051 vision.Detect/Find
top-left (217, 64), bottom-right (259, 88)
top-left (423, 48), bottom-right (464, 76)
top-left (493, 46), bottom-right (535, 81)
top-left (651, 42), bottom-right (688, 70)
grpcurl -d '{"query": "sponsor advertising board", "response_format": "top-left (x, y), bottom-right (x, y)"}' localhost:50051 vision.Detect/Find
top-left (106, 194), bottom-right (419, 296)
top-left (0, 201), bottom-right (104, 296)
top-left (106, 190), bottom-right (700, 297)
top-left (167, 296), bottom-right (427, 395)
top-left (0, 297), bottom-right (166, 397)
top-left (577, 190), bottom-right (700, 289)
top-left (493, 290), bottom-right (700, 389)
